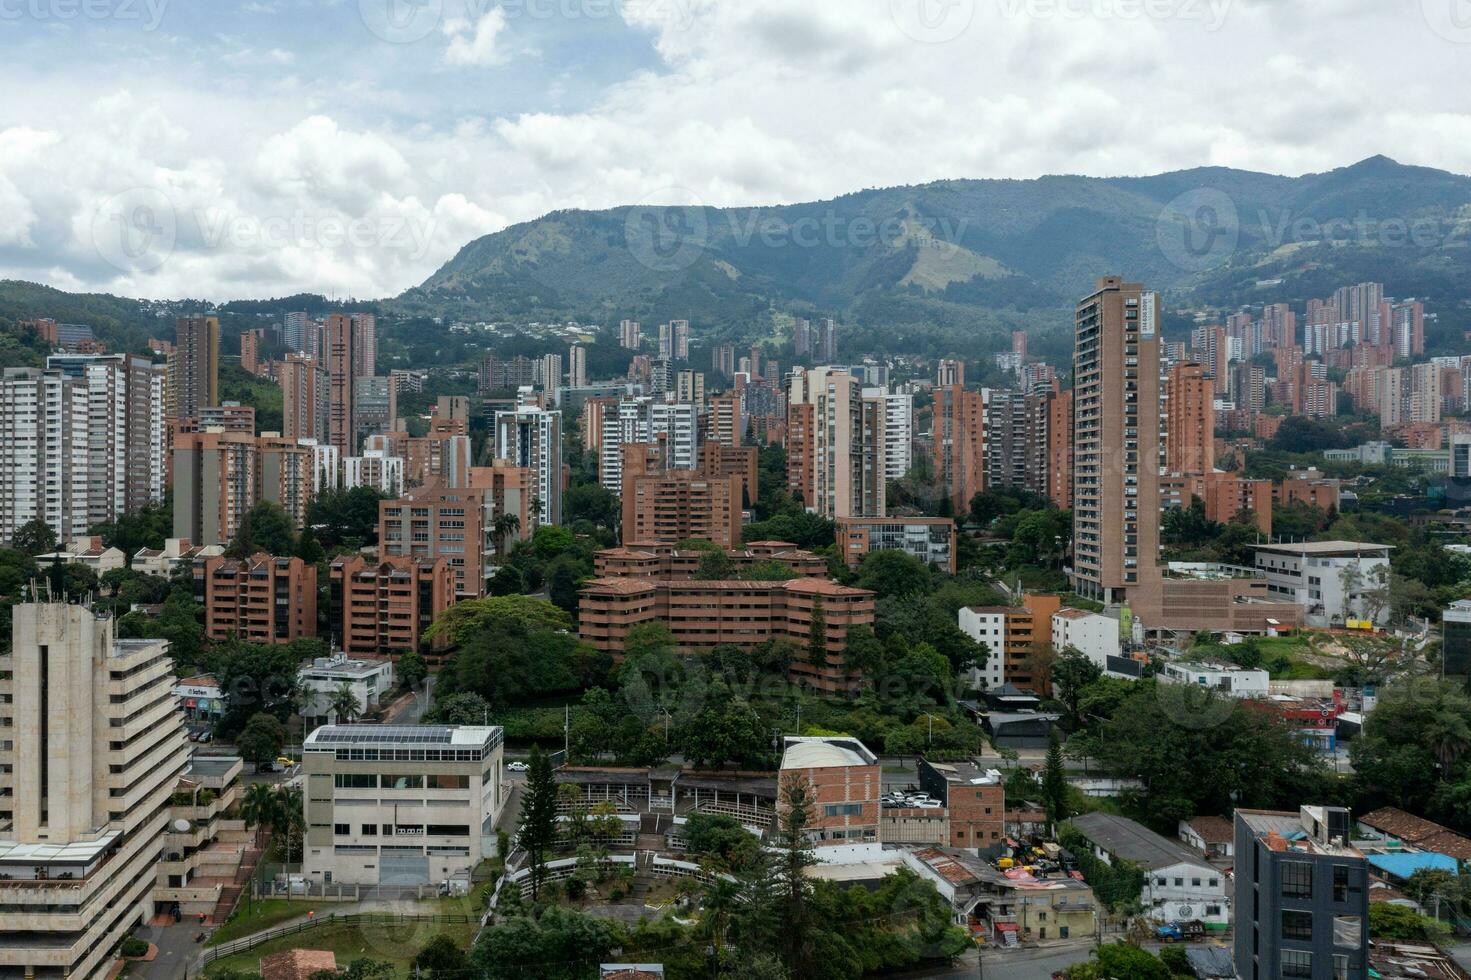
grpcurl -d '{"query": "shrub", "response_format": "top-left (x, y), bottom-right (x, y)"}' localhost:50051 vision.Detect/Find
top-left (120, 936), bottom-right (150, 958)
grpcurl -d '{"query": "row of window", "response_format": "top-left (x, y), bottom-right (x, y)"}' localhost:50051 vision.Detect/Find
top-left (333, 773), bottom-right (471, 790)
top-left (332, 823), bottom-right (470, 837)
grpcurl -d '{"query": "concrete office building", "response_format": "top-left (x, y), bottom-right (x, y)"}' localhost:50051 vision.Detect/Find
top-left (194, 554), bottom-right (318, 645)
top-left (1072, 277), bottom-right (1163, 606)
top-left (1235, 807), bottom-right (1369, 980)
top-left (0, 603), bottom-right (188, 980)
top-left (301, 725), bottom-right (506, 888)
top-left (1253, 541), bottom-right (1393, 626)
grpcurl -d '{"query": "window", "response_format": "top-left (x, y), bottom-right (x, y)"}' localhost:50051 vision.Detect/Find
top-left (1281, 910), bottom-right (1313, 941)
top-left (334, 823), bottom-right (350, 836)
top-left (1332, 865), bottom-right (1356, 903)
top-left (426, 824), bottom-right (470, 837)
top-left (823, 803), bottom-right (864, 817)
top-left (1173, 878), bottom-right (1183, 887)
top-left (1206, 905), bottom-right (1221, 917)
top-left (361, 824), bottom-right (378, 836)
top-left (1281, 861), bottom-right (1313, 899)
top-left (1282, 950), bottom-right (1312, 979)
top-left (334, 773), bottom-right (376, 789)
top-left (1332, 954), bottom-right (1350, 980)
top-left (1209, 878), bottom-right (1219, 888)
top-left (1192, 878), bottom-right (1202, 887)
top-left (382, 774), bottom-right (425, 790)
top-left (427, 774), bottom-right (470, 790)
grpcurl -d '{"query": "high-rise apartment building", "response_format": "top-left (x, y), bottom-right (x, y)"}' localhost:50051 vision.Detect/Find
top-left (936, 359), bottom-right (966, 388)
top-left (379, 486), bottom-right (491, 599)
top-left (172, 429), bottom-right (258, 546)
top-left (495, 399), bottom-right (562, 527)
top-left (350, 313), bottom-right (377, 380)
top-left (788, 368), bottom-right (885, 519)
top-left (865, 387), bottom-right (913, 481)
top-left (168, 316), bottom-right (219, 420)
top-left (324, 314), bottom-right (355, 457)
top-left (283, 311), bottom-right (311, 352)
top-left (44, 352), bottom-right (166, 523)
top-left (329, 554), bottom-right (456, 658)
top-left (1072, 277), bottom-right (1162, 605)
top-left (538, 353), bottom-right (564, 391)
top-left (619, 442), bottom-right (742, 548)
top-left (793, 317), bottom-right (812, 356)
top-left (675, 370), bottom-right (705, 409)
top-left (239, 327), bottom-right (262, 375)
top-left (933, 384), bottom-right (985, 515)
top-left (568, 344), bottom-right (588, 388)
top-left (984, 389), bottom-right (1027, 490)
top-left (713, 344), bottom-right (736, 377)
top-left (343, 448), bottom-right (404, 496)
top-left (709, 390), bottom-right (743, 448)
top-left (597, 397), bottom-right (699, 493)
top-left (619, 319), bottom-right (641, 350)
top-left (257, 434), bottom-right (315, 528)
top-left (812, 318), bottom-right (838, 362)
top-left (353, 375), bottom-right (394, 448)
top-left (0, 603), bottom-right (188, 980)
top-left (279, 353), bottom-right (330, 444)
top-left (1164, 361), bottom-right (1215, 476)
top-left (1045, 389), bottom-right (1073, 511)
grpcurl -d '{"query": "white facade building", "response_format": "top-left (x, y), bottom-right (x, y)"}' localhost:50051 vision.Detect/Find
top-left (1051, 608), bottom-right (1121, 669)
top-left (863, 387), bottom-right (913, 481)
top-left (1253, 541), bottom-right (1394, 626)
top-left (301, 725), bottom-right (506, 888)
top-left (598, 397), bottom-right (699, 493)
top-left (1068, 813), bottom-right (1229, 926)
top-left (343, 449), bottom-right (404, 497)
top-left (298, 654), bottom-right (395, 728)
top-left (1158, 661), bottom-right (1270, 698)
top-left (958, 607), bottom-right (1007, 691)
top-left (496, 399), bottom-right (562, 526)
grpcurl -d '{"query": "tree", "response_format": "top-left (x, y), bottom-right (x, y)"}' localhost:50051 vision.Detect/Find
top-left (695, 549), bottom-right (736, 580)
top-left (226, 501), bottom-right (296, 558)
top-left (546, 556), bottom-right (583, 614)
top-left (518, 744), bottom-right (559, 901)
top-left (1352, 678), bottom-right (1471, 832)
top-left (1052, 647), bottom-right (1103, 728)
top-left (1370, 903), bottom-right (1453, 943)
top-left (238, 712), bottom-right (287, 770)
top-left (488, 565), bottom-right (525, 596)
top-left (854, 550), bottom-right (931, 599)
top-left (1066, 943), bottom-right (1171, 980)
top-left (414, 934), bottom-right (472, 980)
top-left (328, 682), bottom-right (362, 723)
top-left (424, 594), bottom-right (571, 646)
top-left (772, 772), bottom-right (820, 973)
top-left (491, 513), bottom-right (521, 556)
top-left (240, 781), bottom-right (279, 844)
top-left (1042, 728), bottom-right (1070, 828)
top-left (294, 524), bottom-right (326, 565)
top-left (471, 907), bottom-right (613, 980)
top-left (12, 518), bottom-right (56, 557)
top-left (396, 650), bottom-right (428, 690)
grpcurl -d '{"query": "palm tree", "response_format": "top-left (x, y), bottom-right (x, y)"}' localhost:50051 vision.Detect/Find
top-left (328, 682), bottom-right (361, 724)
top-left (492, 513), bottom-right (520, 556)
top-left (275, 785), bottom-right (305, 870)
top-left (240, 782), bottom-right (278, 847)
top-left (529, 497), bottom-right (544, 528)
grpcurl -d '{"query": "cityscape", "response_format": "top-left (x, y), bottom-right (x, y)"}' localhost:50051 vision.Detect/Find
top-left (5, 3), bottom-right (1471, 980)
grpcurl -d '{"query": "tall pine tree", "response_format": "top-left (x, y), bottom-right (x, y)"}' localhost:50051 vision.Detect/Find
top-left (1042, 727), bottom-right (1070, 830)
top-left (518, 744), bottom-right (559, 900)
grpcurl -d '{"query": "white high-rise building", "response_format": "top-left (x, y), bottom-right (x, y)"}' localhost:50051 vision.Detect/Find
top-left (496, 398), bottom-right (563, 526)
top-left (0, 602), bottom-right (188, 980)
top-left (864, 387), bottom-right (913, 481)
top-left (539, 353), bottom-right (563, 391)
top-left (598, 397), bottom-right (700, 493)
top-left (568, 344), bottom-right (588, 388)
top-left (343, 449), bottom-right (404, 496)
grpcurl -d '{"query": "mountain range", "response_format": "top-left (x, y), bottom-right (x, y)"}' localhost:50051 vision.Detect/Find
top-left (5, 156), bottom-right (1471, 364)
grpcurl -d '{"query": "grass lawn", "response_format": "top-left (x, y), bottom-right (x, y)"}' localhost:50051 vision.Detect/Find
top-left (203, 920), bottom-right (476, 978)
top-left (207, 899), bottom-right (338, 947)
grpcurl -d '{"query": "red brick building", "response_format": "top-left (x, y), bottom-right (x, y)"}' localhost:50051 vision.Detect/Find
top-left (578, 577), bottom-right (876, 691)
top-left (778, 736), bottom-right (881, 849)
top-left (194, 554), bottom-right (317, 644)
top-left (593, 542), bottom-right (828, 580)
top-left (328, 554), bottom-right (456, 660)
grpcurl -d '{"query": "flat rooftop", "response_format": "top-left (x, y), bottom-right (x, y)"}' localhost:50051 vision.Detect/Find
top-left (1068, 813), bottom-right (1213, 871)
top-left (304, 725), bottom-right (501, 749)
top-left (781, 736), bottom-right (877, 770)
top-left (924, 760), bottom-right (1002, 786)
top-left (1255, 541), bottom-right (1393, 557)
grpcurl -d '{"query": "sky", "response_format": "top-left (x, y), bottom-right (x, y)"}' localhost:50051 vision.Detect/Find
top-left (1, 0), bottom-right (1470, 301)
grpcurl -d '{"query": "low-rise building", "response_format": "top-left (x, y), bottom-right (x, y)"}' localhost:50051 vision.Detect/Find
top-left (133, 537), bottom-right (224, 578)
top-left (1067, 812), bottom-right (1229, 927)
top-left (779, 736), bottom-right (880, 864)
top-left (157, 755), bottom-right (247, 920)
top-left (1253, 541), bottom-right (1395, 627)
top-left (1235, 806), bottom-right (1369, 980)
top-left (592, 542), bottom-right (828, 580)
top-left (1159, 660), bottom-right (1270, 698)
top-left (958, 594), bottom-right (1061, 695)
top-left (902, 846), bottom-right (1098, 944)
top-left (1051, 607), bottom-right (1122, 669)
top-left (298, 654), bottom-right (395, 728)
top-left (175, 674), bottom-right (226, 722)
top-left (1178, 815), bottom-right (1235, 861)
top-left (579, 577), bottom-right (876, 692)
top-left (301, 724), bottom-right (507, 888)
top-left (834, 517), bottom-right (958, 574)
top-left (36, 536), bottom-right (126, 574)
top-left (917, 759), bottom-right (1004, 850)
top-left (194, 553), bottom-right (318, 645)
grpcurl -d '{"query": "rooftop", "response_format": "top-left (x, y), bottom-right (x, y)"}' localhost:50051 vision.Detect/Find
top-left (1068, 813), bottom-right (1213, 871)
top-left (923, 759), bottom-right (1002, 786)
top-left (1254, 540), bottom-right (1393, 557)
top-left (1184, 815), bottom-right (1235, 845)
top-left (1237, 807), bottom-right (1361, 858)
top-left (304, 724), bottom-right (500, 749)
top-left (1358, 807), bottom-right (1471, 862)
top-left (780, 736), bottom-right (877, 770)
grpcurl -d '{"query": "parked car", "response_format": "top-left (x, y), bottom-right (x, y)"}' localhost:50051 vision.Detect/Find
top-left (507, 761), bottom-right (530, 773)
top-left (198, 732), bottom-right (212, 743)
top-left (275, 756), bottom-right (296, 769)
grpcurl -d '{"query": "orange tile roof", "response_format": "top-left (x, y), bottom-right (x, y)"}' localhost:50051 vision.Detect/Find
top-left (1359, 807), bottom-right (1471, 861)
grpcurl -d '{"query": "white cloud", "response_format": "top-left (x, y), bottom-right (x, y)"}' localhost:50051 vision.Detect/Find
top-left (0, 0), bottom-right (1469, 300)
top-left (443, 9), bottom-right (509, 67)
